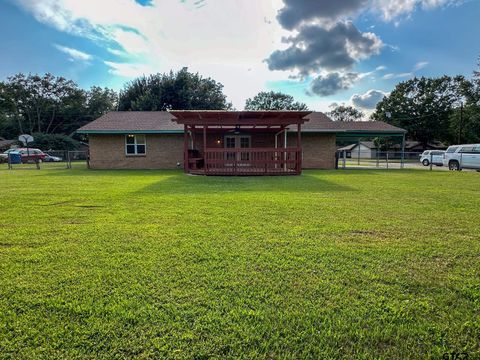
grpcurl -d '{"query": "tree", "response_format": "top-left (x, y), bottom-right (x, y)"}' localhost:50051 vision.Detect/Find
top-left (118, 67), bottom-right (232, 111)
top-left (31, 132), bottom-right (79, 151)
top-left (327, 105), bottom-right (364, 122)
top-left (244, 91), bottom-right (308, 110)
top-left (86, 86), bottom-right (118, 119)
top-left (372, 76), bottom-right (463, 146)
top-left (0, 74), bottom-right (117, 138)
top-left (447, 75), bottom-right (480, 144)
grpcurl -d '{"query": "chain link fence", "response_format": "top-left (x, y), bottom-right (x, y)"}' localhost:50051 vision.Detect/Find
top-left (1, 150), bottom-right (89, 170)
top-left (336, 150), bottom-right (447, 170)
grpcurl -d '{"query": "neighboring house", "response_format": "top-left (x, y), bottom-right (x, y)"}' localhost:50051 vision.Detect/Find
top-left (77, 111), bottom-right (406, 175)
top-left (392, 141), bottom-right (447, 152)
top-left (0, 137), bottom-right (16, 151)
top-left (339, 140), bottom-right (448, 160)
top-left (338, 141), bottom-right (378, 159)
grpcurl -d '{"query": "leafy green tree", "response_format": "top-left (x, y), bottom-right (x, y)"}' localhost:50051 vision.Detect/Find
top-left (244, 91), bottom-right (308, 110)
top-left (447, 74), bottom-right (480, 144)
top-left (0, 73), bottom-right (84, 134)
top-left (372, 76), bottom-right (464, 146)
top-left (455, 58), bottom-right (480, 143)
top-left (0, 74), bottom-right (117, 138)
top-left (118, 67), bottom-right (232, 111)
top-left (86, 86), bottom-right (118, 119)
top-left (31, 132), bottom-right (79, 151)
top-left (327, 105), bottom-right (364, 122)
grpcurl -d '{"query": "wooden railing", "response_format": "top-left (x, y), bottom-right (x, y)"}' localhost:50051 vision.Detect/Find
top-left (202, 147), bottom-right (302, 175)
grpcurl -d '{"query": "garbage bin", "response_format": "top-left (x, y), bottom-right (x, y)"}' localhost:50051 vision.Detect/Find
top-left (8, 152), bottom-right (22, 164)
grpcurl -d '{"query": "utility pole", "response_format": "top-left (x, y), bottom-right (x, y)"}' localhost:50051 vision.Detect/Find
top-left (458, 102), bottom-right (463, 144)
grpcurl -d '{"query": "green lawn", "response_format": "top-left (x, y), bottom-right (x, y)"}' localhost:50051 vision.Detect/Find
top-left (1, 166), bottom-right (479, 359)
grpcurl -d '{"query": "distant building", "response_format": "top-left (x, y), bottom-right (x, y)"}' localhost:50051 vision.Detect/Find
top-left (338, 140), bottom-right (448, 159)
top-left (0, 137), bottom-right (16, 151)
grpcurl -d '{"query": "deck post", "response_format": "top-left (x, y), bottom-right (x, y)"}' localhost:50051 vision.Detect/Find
top-left (297, 123), bottom-right (302, 173)
top-left (203, 125), bottom-right (207, 174)
top-left (401, 133), bottom-right (406, 169)
top-left (284, 127), bottom-right (288, 171)
top-left (184, 125), bottom-right (188, 173)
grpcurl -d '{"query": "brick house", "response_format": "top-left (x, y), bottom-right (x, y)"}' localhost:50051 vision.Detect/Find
top-left (77, 111), bottom-right (405, 175)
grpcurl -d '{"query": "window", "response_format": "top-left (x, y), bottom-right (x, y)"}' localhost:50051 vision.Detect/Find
top-left (446, 146), bottom-right (458, 153)
top-left (125, 135), bottom-right (146, 155)
top-left (460, 146), bottom-right (474, 153)
top-left (474, 146), bottom-right (480, 153)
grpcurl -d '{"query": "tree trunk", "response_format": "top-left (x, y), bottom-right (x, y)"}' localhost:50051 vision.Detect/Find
top-left (46, 107), bottom-right (56, 134)
top-left (26, 110), bottom-right (33, 134)
top-left (35, 103), bottom-right (42, 133)
top-left (13, 103), bottom-right (24, 134)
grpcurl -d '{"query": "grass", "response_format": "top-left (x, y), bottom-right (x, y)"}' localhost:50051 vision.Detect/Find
top-left (0, 165), bottom-right (479, 359)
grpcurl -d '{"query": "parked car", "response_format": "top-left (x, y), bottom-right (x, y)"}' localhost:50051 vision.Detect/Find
top-left (44, 153), bottom-right (63, 162)
top-left (419, 150), bottom-right (445, 166)
top-left (3, 148), bottom-right (47, 163)
top-left (443, 144), bottom-right (480, 170)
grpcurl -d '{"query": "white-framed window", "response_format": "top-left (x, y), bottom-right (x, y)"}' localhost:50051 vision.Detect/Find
top-left (125, 134), bottom-right (146, 156)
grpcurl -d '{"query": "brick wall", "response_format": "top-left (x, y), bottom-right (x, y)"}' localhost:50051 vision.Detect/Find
top-left (89, 134), bottom-right (184, 169)
top-left (88, 132), bottom-right (336, 170)
top-left (296, 133), bottom-right (336, 169)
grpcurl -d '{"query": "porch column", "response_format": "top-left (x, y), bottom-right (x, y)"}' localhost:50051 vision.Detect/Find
top-left (297, 124), bottom-right (302, 173)
top-left (184, 125), bottom-right (188, 173)
top-left (284, 127), bottom-right (288, 171)
top-left (401, 133), bottom-right (406, 169)
top-left (203, 125), bottom-right (207, 174)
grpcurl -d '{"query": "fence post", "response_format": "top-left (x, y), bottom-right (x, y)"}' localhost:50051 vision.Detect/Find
top-left (343, 150), bottom-right (346, 169)
top-left (386, 152), bottom-right (389, 170)
top-left (401, 134), bottom-right (405, 169)
top-left (376, 149), bottom-right (379, 168)
top-left (430, 153), bottom-right (433, 171)
top-left (7, 154), bottom-right (12, 170)
top-left (357, 141), bottom-right (361, 166)
top-left (67, 151), bottom-right (71, 169)
top-left (35, 158), bottom-right (40, 170)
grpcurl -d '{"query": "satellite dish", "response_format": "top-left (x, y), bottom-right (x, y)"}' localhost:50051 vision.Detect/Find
top-left (18, 134), bottom-right (34, 145)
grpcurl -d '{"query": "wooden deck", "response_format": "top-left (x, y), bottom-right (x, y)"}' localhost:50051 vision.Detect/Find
top-left (188, 148), bottom-right (302, 176)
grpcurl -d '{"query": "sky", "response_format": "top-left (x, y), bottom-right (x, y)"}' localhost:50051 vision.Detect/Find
top-left (0, 0), bottom-right (479, 112)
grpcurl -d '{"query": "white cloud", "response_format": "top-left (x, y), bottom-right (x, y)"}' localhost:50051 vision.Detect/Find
top-left (413, 61), bottom-right (429, 71)
top-left (106, 48), bottom-right (126, 57)
top-left (104, 61), bottom-right (156, 78)
top-left (351, 89), bottom-right (389, 109)
top-left (382, 72), bottom-right (413, 80)
top-left (13, 0), bottom-right (289, 108)
top-left (371, 0), bottom-right (462, 21)
top-left (54, 44), bottom-right (92, 61)
top-left (381, 60), bottom-right (428, 80)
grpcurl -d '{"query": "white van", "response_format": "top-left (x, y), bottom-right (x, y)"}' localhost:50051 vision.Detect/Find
top-left (419, 150), bottom-right (445, 166)
top-left (443, 144), bottom-right (480, 170)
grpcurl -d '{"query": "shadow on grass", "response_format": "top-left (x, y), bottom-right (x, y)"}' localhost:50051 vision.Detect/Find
top-left (136, 172), bottom-right (354, 194)
top-left (35, 167), bottom-right (407, 178)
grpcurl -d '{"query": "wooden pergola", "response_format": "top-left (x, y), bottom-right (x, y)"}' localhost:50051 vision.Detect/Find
top-left (171, 110), bottom-right (311, 176)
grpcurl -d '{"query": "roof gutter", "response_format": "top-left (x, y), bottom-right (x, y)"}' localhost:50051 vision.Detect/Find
top-left (77, 129), bottom-right (407, 135)
top-left (76, 130), bottom-right (184, 135)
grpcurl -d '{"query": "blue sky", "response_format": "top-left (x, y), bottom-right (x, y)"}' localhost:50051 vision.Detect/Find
top-left (0, 0), bottom-right (479, 111)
